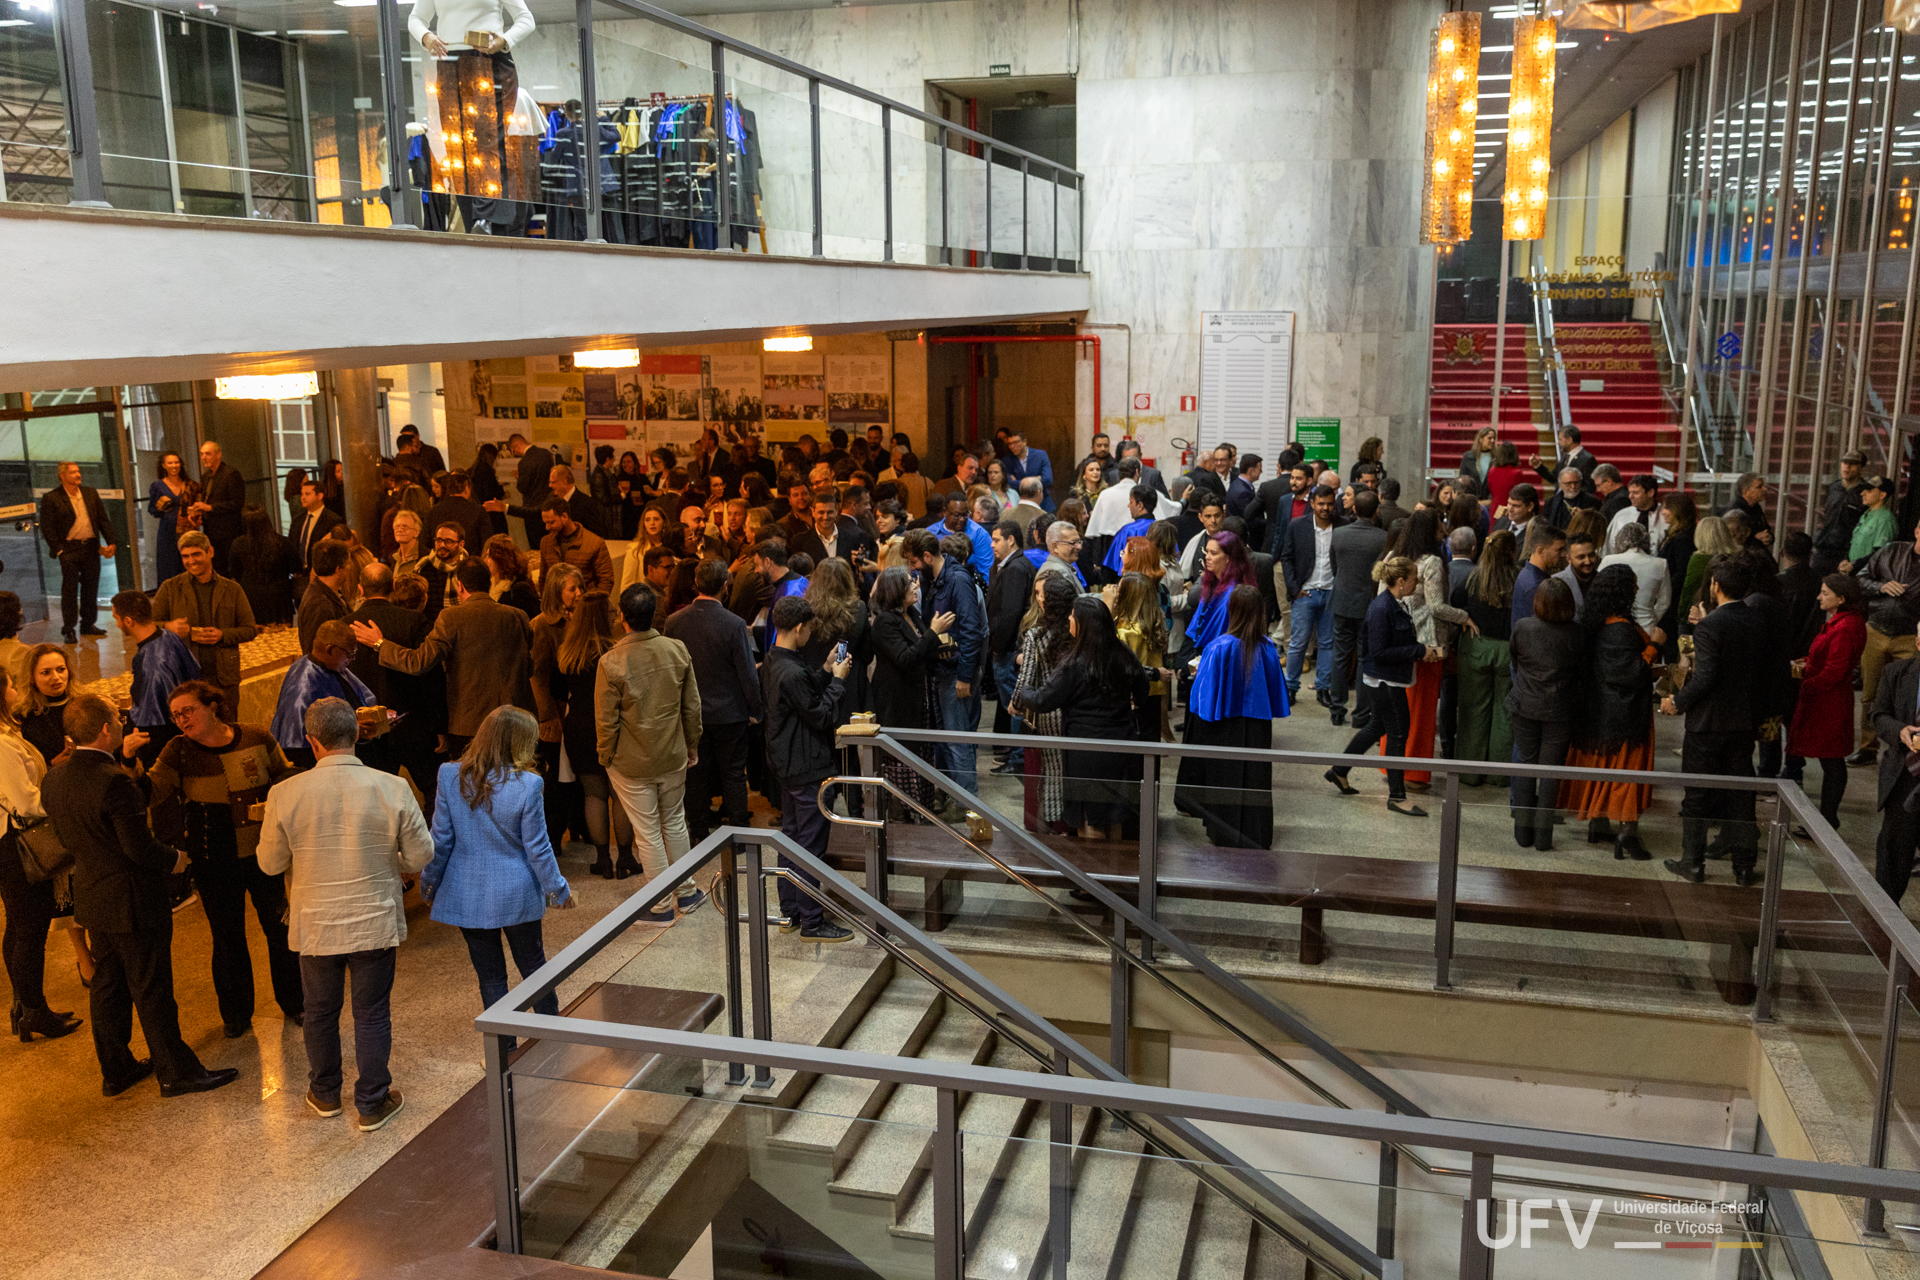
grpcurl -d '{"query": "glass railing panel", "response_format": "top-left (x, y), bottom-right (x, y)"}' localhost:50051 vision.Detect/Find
top-left (1762, 824), bottom-right (1891, 1171)
top-left (1057, 172), bottom-right (1081, 269)
top-left (1, 3), bottom-right (71, 206)
top-left (87, 0), bottom-right (173, 212)
top-left (506, 1053), bottom-right (943, 1276)
top-left (1877, 987), bottom-right (1920, 1232)
top-left (722, 48), bottom-right (818, 257)
top-left (944, 142), bottom-right (987, 267)
top-left (887, 109), bottom-right (940, 265)
top-left (817, 82), bottom-right (882, 262)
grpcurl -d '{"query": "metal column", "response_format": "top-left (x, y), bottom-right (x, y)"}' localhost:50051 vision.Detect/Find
top-left (1865, 953), bottom-right (1910, 1234)
top-left (228, 26), bottom-right (257, 219)
top-left (1805, 0), bottom-right (1871, 530)
top-left (52, 0), bottom-right (109, 206)
top-left (713, 42), bottom-right (731, 251)
top-left (1846, 28), bottom-right (1902, 456)
top-left (1021, 155), bottom-right (1030, 269)
top-left (940, 125), bottom-right (949, 266)
top-left (984, 143), bottom-right (993, 269)
top-left (151, 9), bottom-right (183, 214)
top-left (1491, 240), bottom-right (1510, 434)
top-left (576, 0), bottom-right (602, 242)
top-left (1677, 15), bottom-right (1725, 491)
top-left (744, 841), bottom-right (774, 1088)
top-left (1752, 0), bottom-right (1809, 487)
top-left (721, 837), bottom-right (745, 1086)
top-left (375, 0), bottom-right (416, 227)
top-left (1458, 1152), bottom-right (1495, 1280)
top-left (485, 1032), bottom-right (522, 1253)
top-left (1774, 0), bottom-right (1840, 536)
top-left (880, 105), bottom-right (893, 262)
top-left (1435, 771), bottom-right (1461, 990)
top-left (933, 1088), bottom-right (965, 1280)
top-left (809, 79), bottom-right (823, 256)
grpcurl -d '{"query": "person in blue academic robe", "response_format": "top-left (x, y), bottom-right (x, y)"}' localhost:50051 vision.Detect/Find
top-left (1175, 585), bottom-right (1288, 849)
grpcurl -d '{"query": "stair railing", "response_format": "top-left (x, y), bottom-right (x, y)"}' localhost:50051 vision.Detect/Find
top-left (476, 821), bottom-right (1920, 1280)
top-left (1654, 283), bottom-right (1722, 474)
top-left (828, 739), bottom-right (1715, 1208)
top-left (1528, 263), bottom-right (1572, 438)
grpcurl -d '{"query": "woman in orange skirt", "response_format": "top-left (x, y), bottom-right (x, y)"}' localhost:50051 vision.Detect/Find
top-left (1561, 564), bottom-right (1661, 860)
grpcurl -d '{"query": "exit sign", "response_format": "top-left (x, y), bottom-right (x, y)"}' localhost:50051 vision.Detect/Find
top-left (988, 64), bottom-right (1011, 76)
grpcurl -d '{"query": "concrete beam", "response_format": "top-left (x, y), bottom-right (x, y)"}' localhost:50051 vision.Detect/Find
top-left (0, 204), bottom-right (1088, 392)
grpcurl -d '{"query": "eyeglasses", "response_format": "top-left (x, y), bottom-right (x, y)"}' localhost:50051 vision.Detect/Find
top-left (170, 705), bottom-right (205, 723)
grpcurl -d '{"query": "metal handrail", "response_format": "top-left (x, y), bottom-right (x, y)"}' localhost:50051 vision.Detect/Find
top-left (483, 823), bottom-right (1385, 1277)
top-left (754, 846), bottom-right (1376, 1276)
top-left (862, 726), bottom-right (1920, 1228)
top-left (820, 763), bottom-right (1694, 1206)
top-left (592, 0), bottom-right (1081, 182)
top-left (818, 771), bottom-right (1382, 1114)
top-left (478, 825), bottom-right (1920, 1280)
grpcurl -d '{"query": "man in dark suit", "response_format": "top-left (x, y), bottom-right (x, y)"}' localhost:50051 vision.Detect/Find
top-left (1541, 467), bottom-right (1599, 531)
top-left (44, 694), bottom-right (239, 1097)
top-left (545, 463), bottom-right (612, 539)
top-left (1248, 462), bottom-right (1310, 560)
top-left (1871, 636), bottom-right (1920, 901)
top-left (1661, 560), bottom-right (1763, 885)
top-left (1374, 478), bottom-right (1411, 535)
top-left (1493, 482), bottom-right (1542, 547)
top-left (985, 519), bottom-right (1038, 769)
top-left (349, 563), bottom-right (443, 812)
top-left (1280, 486), bottom-right (1345, 705)
top-left (1326, 490), bottom-right (1390, 727)
top-left (1592, 464), bottom-right (1630, 523)
top-left (291, 475), bottom-right (345, 588)
top-left (192, 439), bottom-right (247, 575)
top-left (790, 490), bottom-right (875, 571)
top-left (38, 459), bottom-right (118, 643)
top-left (662, 558), bottom-right (764, 841)
top-left (353, 558), bottom-right (537, 760)
top-left (394, 424), bottom-right (445, 476)
top-left (1530, 426), bottom-right (1597, 491)
top-left (297, 538), bottom-right (356, 656)
top-left (1226, 454), bottom-right (1262, 519)
top-left (483, 434), bottom-right (554, 547)
top-left (424, 469), bottom-right (490, 556)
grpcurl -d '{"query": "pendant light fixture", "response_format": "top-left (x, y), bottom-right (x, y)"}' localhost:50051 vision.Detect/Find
top-left (1503, 12), bottom-right (1557, 241)
top-left (1422, 9), bottom-right (1481, 245)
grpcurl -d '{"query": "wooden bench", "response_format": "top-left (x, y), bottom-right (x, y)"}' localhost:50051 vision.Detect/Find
top-left (823, 822), bottom-right (1868, 1005)
top-left (254, 983), bottom-right (720, 1280)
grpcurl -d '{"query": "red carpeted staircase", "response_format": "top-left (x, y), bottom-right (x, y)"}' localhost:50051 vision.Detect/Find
top-left (1428, 323), bottom-right (1541, 475)
top-left (1549, 322), bottom-right (1682, 480)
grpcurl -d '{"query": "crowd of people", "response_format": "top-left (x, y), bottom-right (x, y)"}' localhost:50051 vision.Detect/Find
top-left (7, 418), bottom-right (1920, 1116)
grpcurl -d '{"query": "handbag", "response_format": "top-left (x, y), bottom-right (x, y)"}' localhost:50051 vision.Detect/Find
top-left (14, 814), bottom-right (70, 884)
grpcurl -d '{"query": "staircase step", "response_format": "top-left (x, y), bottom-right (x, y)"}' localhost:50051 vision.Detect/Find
top-left (895, 1040), bottom-right (1046, 1241)
top-left (1181, 1184), bottom-right (1256, 1280)
top-left (831, 1002), bottom-right (997, 1202)
top-left (772, 974), bottom-right (942, 1156)
top-left (965, 1110), bottom-right (1146, 1280)
top-left (1108, 1149), bottom-right (1197, 1280)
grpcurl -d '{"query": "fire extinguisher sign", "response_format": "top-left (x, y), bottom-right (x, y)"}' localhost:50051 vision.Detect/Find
top-left (1179, 396), bottom-right (1197, 412)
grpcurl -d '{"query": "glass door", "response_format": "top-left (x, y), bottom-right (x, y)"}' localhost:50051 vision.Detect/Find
top-left (0, 399), bottom-right (133, 626)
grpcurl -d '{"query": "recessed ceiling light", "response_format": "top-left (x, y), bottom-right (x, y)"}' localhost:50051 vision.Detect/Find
top-left (285, 28), bottom-right (348, 34)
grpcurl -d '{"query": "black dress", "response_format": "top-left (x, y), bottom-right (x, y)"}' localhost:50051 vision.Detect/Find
top-left (558, 665), bottom-right (605, 781)
top-left (20, 701), bottom-right (66, 769)
top-left (498, 579), bottom-right (541, 619)
top-left (1019, 658), bottom-right (1152, 832)
top-left (869, 608), bottom-right (944, 812)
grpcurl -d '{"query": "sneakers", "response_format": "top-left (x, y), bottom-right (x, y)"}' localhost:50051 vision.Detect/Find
top-left (799, 922), bottom-right (854, 943)
top-left (637, 905), bottom-right (676, 925)
top-left (356, 1089), bottom-right (405, 1132)
top-left (307, 1090), bottom-right (342, 1118)
top-left (676, 888), bottom-right (707, 917)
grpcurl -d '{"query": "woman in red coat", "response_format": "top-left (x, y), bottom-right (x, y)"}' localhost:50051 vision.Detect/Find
top-left (1788, 574), bottom-right (1868, 828)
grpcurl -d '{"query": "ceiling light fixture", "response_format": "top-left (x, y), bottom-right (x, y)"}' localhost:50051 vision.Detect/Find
top-left (1422, 10), bottom-right (1481, 247)
top-left (763, 335), bottom-right (814, 352)
top-left (215, 373), bottom-right (319, 400)
top-left (1503, 13), bottom-right (1555, 241)
top-left (571, 348), bottom-right (639, 368)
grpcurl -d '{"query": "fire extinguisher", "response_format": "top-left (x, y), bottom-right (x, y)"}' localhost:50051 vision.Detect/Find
top-left (1172, 436), bottom-right (1195, 469)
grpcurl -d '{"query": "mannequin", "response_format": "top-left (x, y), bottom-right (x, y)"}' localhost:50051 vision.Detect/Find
top-left (408, 0), bottom-right (535, 235)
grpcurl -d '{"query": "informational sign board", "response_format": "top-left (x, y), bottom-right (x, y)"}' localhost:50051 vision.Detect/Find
top-left (1294, 418), bottom-right (1340, 464)
top-left (1198, 310), bottom-right (1294, 461)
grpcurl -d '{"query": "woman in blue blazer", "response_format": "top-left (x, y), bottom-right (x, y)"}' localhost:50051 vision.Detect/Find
top-left (423, 706), bottom-right (574, 1035)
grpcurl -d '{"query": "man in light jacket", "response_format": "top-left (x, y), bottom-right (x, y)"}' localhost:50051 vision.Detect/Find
top-left (596, 581), bottom-right (704, 921)
top-left (257, 698), bottom-right (433, 1132)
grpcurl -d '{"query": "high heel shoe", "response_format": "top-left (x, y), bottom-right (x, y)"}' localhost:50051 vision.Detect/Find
top-left (1587, 817), bottom-right (1614, 846)
top-left (613, 847), bottom-right (642, 880)
top-left (589, 844), bottom-right (615, 880)
top-left (16, 1005), bottom-right (81, 1041)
